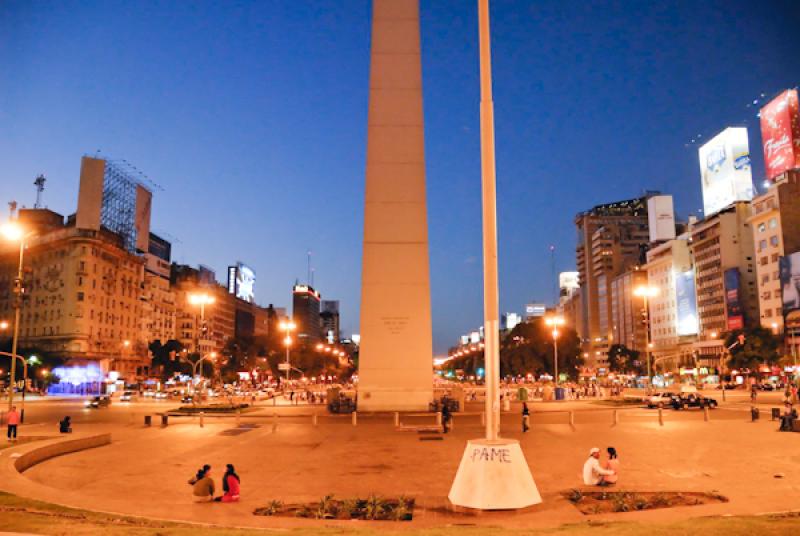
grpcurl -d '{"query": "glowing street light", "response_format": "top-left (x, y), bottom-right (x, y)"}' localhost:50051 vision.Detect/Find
top-left (633, 284), bottom-right (659, 389)
top-left (279, 320), bottom-right (296, 381)
top-left (545, 316), bottom-right (565, 385)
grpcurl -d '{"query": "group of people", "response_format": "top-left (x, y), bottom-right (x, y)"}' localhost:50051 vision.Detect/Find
top-left (582, 447), bottom-right (620, 486)
top-left (190, 464), bottom-right (241, 503)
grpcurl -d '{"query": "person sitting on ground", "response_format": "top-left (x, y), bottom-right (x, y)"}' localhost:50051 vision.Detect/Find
top-left (59, 416), bottom-right (72, 434)
top-left (603, 447), bottom-right (619, 484)
top-left (780, 401), bottom-right (796, 432)
top-left (191, 466), bottom-right (215, 502)
top-left (214, 463), bottom-right (241, 502)
top-left (188, 464), bottom-right (211, 485)
top-left (583, 447), bottom-right (615, 486)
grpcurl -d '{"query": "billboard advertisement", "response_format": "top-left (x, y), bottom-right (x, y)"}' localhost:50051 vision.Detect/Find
top-left (675, 268), bottom-right (699, 336)
top-left (227, 263), bottom-right (256, 303)
top-left (525, 303), bottom-right (546, 318)
top-left (698, 127), bottom-right (754, 217)
top-left (780, 252), bottom-right (800, 314)
top-left (647, 195), bottom-right (676, 242)
top-left (724, 268), bottom-right (744, 331)
top-left (760, 89), bottom-right (800, 180)
top-left (559, 272), bottom-right (580, 291)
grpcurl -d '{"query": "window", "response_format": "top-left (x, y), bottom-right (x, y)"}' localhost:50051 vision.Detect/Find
top-left (758, 223), bottom-right (766, 233)
top-left (764, 309), bottom-right (772, 318)
top-left (77, 292), bottom-right (84, 302)
top-left (759, 240), bottom-right (767, 252)
top-left (762, 274), bottom-right (770, 285)
top-left (770, 235), bottom-right (779, 247)
top-left (769, 217), bottom-right (778, 229)
top-left (772, 253), bottom-right (780, 262)
top-left (760, 256), bottom-right (769, 266)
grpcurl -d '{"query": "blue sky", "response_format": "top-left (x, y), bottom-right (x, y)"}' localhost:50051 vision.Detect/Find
top-left (1, 1), bottom-right (799, 353)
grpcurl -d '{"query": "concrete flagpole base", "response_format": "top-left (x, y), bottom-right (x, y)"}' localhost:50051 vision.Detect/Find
top-left (448, 438), bottom-right (542, 510)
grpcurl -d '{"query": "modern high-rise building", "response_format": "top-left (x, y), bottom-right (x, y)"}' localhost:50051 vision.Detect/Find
top-left (574, 195), bottom-right (655, 365)
top-left (690, 202), bottom-right (758, 362)
top-left (320, 300), bottom-right (340, 343)
top-left (292, 284), bottom-right (321, 345)
top-left (609, 268), bottom-right (648, 353)
top-left (172, 264), bottom-right (235, 356)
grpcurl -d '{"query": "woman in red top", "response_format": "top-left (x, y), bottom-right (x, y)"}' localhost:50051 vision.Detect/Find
top-left (218, 464), bottom-right (240, 503)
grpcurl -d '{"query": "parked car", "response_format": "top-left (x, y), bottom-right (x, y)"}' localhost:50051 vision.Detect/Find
top-left (670, 393), bottom-right (718, 410)
top-left (119, 390), bottom-right (136, 402)
top-left (647, 392), bottom-right (675, 408)
top-left (85, 395), bottom-right (111, 408)
top-left (154, 391), bottom-right (169, 400)
top-left (181, 395), bottom-right (194, 404)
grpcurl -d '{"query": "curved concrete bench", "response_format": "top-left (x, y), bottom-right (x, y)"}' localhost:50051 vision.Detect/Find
top-left (13, 433), bottom-right (111, 473)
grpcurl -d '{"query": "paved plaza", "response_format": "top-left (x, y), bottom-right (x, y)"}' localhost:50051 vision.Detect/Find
top-left (2, 394), bottom-right (799, 531)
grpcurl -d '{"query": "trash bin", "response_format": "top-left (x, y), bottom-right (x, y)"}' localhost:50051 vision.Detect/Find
top-left (161, 415), bottom-right (169, 427)
top-left (555, 387), bottom-right (565, 401)
top-left (751, 407), bottom-right (760, 421)
top-left (144, 415), bottom-right (152, 426)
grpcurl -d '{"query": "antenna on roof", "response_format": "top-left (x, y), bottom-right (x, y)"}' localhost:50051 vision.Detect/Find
top-left (33, 175), bottom-right (46, 208)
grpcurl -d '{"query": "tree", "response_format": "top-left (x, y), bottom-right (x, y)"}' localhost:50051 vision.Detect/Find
top-left (149, 339), bottom-right (189, 379)
top-left (498, 318), bottom-right (583, 380)
top-left (607, 344), bottom-right (645, 375)
top-left (726, 327), bottom-right (780, 374)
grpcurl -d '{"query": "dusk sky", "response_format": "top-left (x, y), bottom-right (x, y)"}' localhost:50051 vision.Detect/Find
top-left (2, 1), bottom-right (799, 354)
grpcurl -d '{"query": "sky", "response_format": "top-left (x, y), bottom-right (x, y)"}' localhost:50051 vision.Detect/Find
top-left (1, 0), bottom-right (799, 354)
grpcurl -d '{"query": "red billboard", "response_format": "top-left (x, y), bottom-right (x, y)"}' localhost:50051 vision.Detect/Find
top-left (760, 89), bottom-right (800, 180)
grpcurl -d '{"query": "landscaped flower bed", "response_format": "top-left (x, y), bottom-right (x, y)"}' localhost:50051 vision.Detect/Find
top-left (564, 489), bottom-right (728, 515)
top-left (253, 495), bottom-right (414, 521)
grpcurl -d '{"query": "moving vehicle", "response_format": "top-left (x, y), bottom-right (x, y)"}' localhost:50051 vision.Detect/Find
top-left (119, 390), bottom-right (136, 402)
top-left (647, 392), bottom-right (674, 408)
top-left (670, 393), bottom-right (718, 410)
top-left (154, 391), bottom-right (169, 400)
top-left (85, 395), bottom-right (111, 408)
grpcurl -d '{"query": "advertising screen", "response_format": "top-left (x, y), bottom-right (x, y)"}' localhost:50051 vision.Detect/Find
top-left (724, 268), bottom-right (744, 331)
top-left (760, 89), bottom-right (800, 180)
top-left (675, 268), bottom-right (699, 336)
top-left (559, 272), bottom-right (580, 291)
top-left (698, 127), bottom-right (754, 217)
top-left (779, 252), bottom-right (800, 314)
top-left (235, 263), bottom-right (256, 303)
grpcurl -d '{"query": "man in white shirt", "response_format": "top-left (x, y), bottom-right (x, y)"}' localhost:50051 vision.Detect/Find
top-left (583, 447), bottom-right (614, 485)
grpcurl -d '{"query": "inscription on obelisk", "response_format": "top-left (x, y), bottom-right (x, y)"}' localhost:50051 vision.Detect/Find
top-left (358, 0), bottom-right (433, 411)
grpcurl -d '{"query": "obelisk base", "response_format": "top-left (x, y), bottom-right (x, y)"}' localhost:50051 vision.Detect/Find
top-left (448, 438), bottom-right (542, 510)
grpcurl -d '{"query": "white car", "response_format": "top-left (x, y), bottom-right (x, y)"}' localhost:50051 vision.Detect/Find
top-left (647, 392), bottom-right (675, 408)
top-left (119, 390), bottom-right (136, 402)
top-left (154, 391), bottom-right (169, 400)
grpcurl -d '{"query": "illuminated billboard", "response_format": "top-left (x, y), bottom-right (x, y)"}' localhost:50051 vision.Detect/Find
top-left (675, 268), bottom-right (698, 336)
top-left (760, 89), bottom-right (800, 180)
top-left (559, 272), bottom-right (579, 291)
top-left (698, 127), bottom-right (754, 217)
top-left (724, 268), bottom-right (744, 331)
top-left (227, 263), bottom-right (256, 303)
top-left (780, 252), bottom-right (800, 314)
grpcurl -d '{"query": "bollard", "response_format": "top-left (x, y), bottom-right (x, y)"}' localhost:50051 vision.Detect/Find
top-left (272, 412), bottom-right (278, 433)
top-left (200, 411), bottom-right (205, 428)
top-left (751, 407), bottom-right (760, 422)
top-left (703, 406), bottom-right (709, 422)
top-left (569, 411), bottom-right (575, 429)
top-left (161, 414), bottom-right (169, 427)
top-left (394, 412), bottom-right (400, 427)
top-left (436, 412), bottom-right (443, 426)
top-left (236, 408), bottom-right (241, 428)
top-left (658, 407), bottom-right (664, 426)
top-left (352, 411), bottom-right (357, 426)
top-left (144, 415), bottom-right (152, 427)
top-left (613, 409), bottom-right (618, 427)
top-left (312, 412), bottom-right (318, 426)
top-left (481, 411), bottom-right (486, 426)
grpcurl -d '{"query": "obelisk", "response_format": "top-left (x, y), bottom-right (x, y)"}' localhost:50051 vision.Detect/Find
top-left (358, 0), bottom-right (433, 411)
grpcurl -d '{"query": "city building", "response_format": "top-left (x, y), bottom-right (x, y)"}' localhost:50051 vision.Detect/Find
top-left (320, 300), bottom-right (340, 343)
top-left (172, 264), bottom-right (235, 357)
top-left (575, 194), bottom-right (655, 366)
top-left (749, 169), bottom-right (800, 335)
top-left (690, 202), bottom-right (758, 364)
top-left (609, 268), bottom-right (648, 353)
top-left (141, 232), bottom-right (176, 346)
top-left (292, 284), bottom-right (321, 345)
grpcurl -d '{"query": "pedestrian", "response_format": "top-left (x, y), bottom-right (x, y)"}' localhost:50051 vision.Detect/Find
top-left (582, 447), bottom-right (615, 486)
top-left (522, 402), bottom-right (530, 432)
top-left (215, 464), bottom-right (241, 502)
top-left (750, 384), bottom-right (758, 403)
top-left (6, 405), bottom-right (20, 441)
top-left (603, 447), bottom-right (620, 485)
top-left (59, 416), bottom-right (72, 434)
top-left (191, 465), bottom-right (215, 503)
top-left (441, 403), bottom-right (451, 434)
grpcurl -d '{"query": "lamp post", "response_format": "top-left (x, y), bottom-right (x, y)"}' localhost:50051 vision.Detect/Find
top-left (279, 320), bottom-right (296, 382)
top-left (545, 316), bottom-right (565, 385)
top-left (633, 285), bottom-right (658, 392)
top-left (1, 221), bottom-right (34, 413)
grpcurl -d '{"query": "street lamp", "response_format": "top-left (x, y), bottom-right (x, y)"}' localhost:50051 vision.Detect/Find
top-left (633, 284), bottom-right (658, 391)
top-left (1, 221), bottom-right (35, 413)
top-left (188, 292), bottom-right (215, 355)
top-left (279, 321), bottom-right (296, 382)
top-left (545, 316), bottom-right (565, 385)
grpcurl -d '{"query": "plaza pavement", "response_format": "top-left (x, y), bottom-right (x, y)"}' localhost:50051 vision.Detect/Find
top-left (2, 397), bottom-right (799, 530)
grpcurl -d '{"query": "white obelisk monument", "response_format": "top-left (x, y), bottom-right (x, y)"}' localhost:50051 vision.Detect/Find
top-left (358, 0), bottom-right (433, 411)
top-left (448, 0), bottom-right (542, 509)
